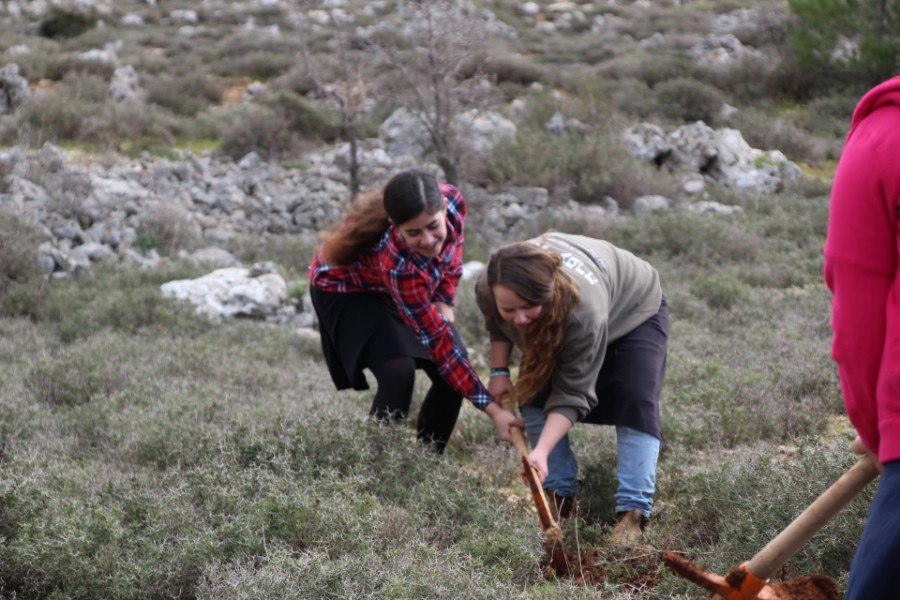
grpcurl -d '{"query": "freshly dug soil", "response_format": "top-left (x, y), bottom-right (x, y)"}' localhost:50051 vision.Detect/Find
top-left (543, 547), bottom-right (663, 588)
top-left (543, 548), bottom-right (608, 584)
top-left (770, 575), bottom-right (841, 600)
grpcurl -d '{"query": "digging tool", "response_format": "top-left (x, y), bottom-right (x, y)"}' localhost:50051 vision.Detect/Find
top-left (663, 456), bottom-right (880, 600)
top-left (500, 392), bottom-right (569, 574)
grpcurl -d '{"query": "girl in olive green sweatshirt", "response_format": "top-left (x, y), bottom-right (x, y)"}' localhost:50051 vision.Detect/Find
top-left (478, 232), bottom-right (668, 542)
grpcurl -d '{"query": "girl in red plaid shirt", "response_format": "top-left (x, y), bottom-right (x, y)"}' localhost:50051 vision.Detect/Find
top-left (308, 169), bottom-right (499, 453)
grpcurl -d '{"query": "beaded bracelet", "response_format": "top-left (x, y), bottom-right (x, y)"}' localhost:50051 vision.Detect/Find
top-left (490, 368), bottom-right (510, 378)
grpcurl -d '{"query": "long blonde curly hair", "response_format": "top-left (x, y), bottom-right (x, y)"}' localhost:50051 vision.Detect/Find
top-left (484, 242), bottom-right (580, 404)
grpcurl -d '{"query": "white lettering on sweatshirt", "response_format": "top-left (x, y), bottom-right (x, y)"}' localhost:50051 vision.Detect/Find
top-left (560, 252), bottom-right (599, 285)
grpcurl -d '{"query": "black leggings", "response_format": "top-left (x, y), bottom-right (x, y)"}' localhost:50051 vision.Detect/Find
top-left (368, 357), bottom-right (463, 453)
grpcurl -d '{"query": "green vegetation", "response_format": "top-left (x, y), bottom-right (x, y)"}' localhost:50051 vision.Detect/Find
top-left (0, 0), bottom-right (874, 596)
top-left (0, 210), bottom-right (45, 318)
top-left (788, 0), bottom-right (900, 90)
top-left (0, 188), bottom-right (867, 598)
top-left (488, 127), bottom-right (680, 209)
top-left (38, 8), bottom-right (97, 39)
top-left (655, 77), bottom-right (726, 123)
top-left (0, 0), bottom-right (861, 169)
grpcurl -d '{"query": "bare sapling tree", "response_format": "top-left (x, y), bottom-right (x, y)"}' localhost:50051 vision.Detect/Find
top-left (295, 4), bottom-right (375, 199)
top-left (374, 0), bottom-right (500, 186)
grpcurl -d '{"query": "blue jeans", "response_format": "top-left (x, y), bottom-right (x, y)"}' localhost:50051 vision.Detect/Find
top-left (521, 404), bottom-right (660, 517)
top-left (844, 461), bottom-right (900, 599)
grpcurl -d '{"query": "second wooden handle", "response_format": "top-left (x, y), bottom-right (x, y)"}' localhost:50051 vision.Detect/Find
top-left (747, 456), bottom-right (879, 580)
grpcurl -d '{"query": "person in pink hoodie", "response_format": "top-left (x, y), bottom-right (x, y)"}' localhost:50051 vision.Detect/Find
top-left (824, 75), bottom-right (900, 598)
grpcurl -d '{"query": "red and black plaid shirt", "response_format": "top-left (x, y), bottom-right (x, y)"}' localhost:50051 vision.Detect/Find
top-left (309, 184), bottom-right (492, 409)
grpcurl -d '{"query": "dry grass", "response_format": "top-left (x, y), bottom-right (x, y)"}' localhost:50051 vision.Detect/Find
top-left (0, 1), bottom-right (869, 597)
top-left (0, 186), bottom-right (864, 599)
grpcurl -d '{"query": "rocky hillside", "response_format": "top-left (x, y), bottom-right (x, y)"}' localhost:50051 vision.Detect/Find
top-left (0, 0), bottom-right (872, 285)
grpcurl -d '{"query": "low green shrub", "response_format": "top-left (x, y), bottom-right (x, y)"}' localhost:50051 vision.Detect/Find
top-left (537, 31), bottom-right (616, 66)
top-left (212, 33), bottom-right (301, 81)
top-left (655, 76), bottom-right (725, 123)
top-left (34, 261), bottom-right (213, 342)
top-left (267, 91), bottom-right (342, 141)
top-left (58, 70), bottom-right (110, 103)
top-left (14, 89), bottom-right (103, 145)
top-left (529, 210), bottom-right (616, 242)
top-left (690, 272), bottom-right (747, 310)
top-left (78, 101), bottom-right (184, 154)
top-left (609, 77), bottom-right (661, 119)
top-left (24, 344), bottom-right (128, 408)
top-left (63, 54), bottom-right (119, 80)
top-left (146, 73), bottom-right (227, 117)
top-left (700, 55), bottom-right (781, 101)
top-left (608, 210), bottom-right (761, 267)
top-left (218, 104), bottom-right (301, 161)
top-left (802, 93), bottom-right (857, 133)
top-left (661, 446), bottom-right (868, 584)
top-left (617, 4), bottom-right (715, 39)
top-left (740, 262), bottom-right (812, 289)
top-left (0, 211), bottom-right (45, 317)
top-left (600, 50), bottom-right (699, 88)
top-left (744, 193), bottom-right (831, 286)
top-left (39, 8), bottom-right (97, 39)
top-left (15, 86), bottom-right (186, 151)
top-left (271, 65), bottom-right (319, 96)
top-left (230, 232), bottom-right (318, 280)
top-left (461, 53), bottom-right (552, 87)
top-left (136, 205), bottom-right (202, 257)
top-left (218, 51), bottom-right (295, 81)
top-left (726, 8), bottom-right (790, 49)
top-left (489, 129), bottom-right (679, 208)
top-left (730, 107), bottom-right (830, 165)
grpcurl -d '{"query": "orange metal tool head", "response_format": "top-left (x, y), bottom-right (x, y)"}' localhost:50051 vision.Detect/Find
top-left (662, 552), bottom-right (838, 600)
top-left (663, 552), bottom-right (778, 600)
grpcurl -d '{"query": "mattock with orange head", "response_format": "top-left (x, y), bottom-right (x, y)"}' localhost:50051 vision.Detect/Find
top-left (663, 456), bottom-right (880, 600)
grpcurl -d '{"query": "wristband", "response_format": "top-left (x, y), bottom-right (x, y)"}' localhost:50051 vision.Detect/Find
top-left (490, 368), bottom-right (510, 378)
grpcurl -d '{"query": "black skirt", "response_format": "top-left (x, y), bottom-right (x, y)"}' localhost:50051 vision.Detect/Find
top-left (530, 297), bottom-right (668, 440)
top-left (310, 287), bottom-right (466, 391)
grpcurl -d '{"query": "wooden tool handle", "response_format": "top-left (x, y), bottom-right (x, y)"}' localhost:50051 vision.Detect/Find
top-left (497, 392), bottom-right (569, 573)
top-left (500, 393), bottom-right (531, 459)
top-left (747, 456), bottom-right (880, 580)
top-left (498, 392), bottom-right (559, 527)
top-left (509, 427), bottom-right (531, 460)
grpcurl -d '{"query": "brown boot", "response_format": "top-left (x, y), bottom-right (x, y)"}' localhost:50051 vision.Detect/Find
top-left (548, 492), bottom-right (577, 521)
top-left (611, 509), bottom-right (647, 544)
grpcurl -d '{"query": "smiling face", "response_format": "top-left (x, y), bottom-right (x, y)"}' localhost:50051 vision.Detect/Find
top-left (397, 207), bottom-right (448, 258)
top-left (492, 284), bottom-right (545, 333)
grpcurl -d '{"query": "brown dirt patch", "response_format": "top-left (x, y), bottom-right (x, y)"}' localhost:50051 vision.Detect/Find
top-left (30, 79), bottom-right (56, 96)
top-left (543, 548), bottom-right (608, 584)
top-left (770, 574), bottom-right (840, 600)
top-left (221, 78), bottom-right (252, 108)
top-left (543, 547), bottom-right (663, 589)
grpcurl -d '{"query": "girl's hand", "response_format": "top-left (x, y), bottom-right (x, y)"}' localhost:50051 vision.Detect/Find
top-left (433, 301), bottom-right (454, 324)
top-left (851, 435), bottom-right (883, 474)
top-left (526, 448), bottom-right (549, 483)
top-left (484, 403), bottom-right (525, 443)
